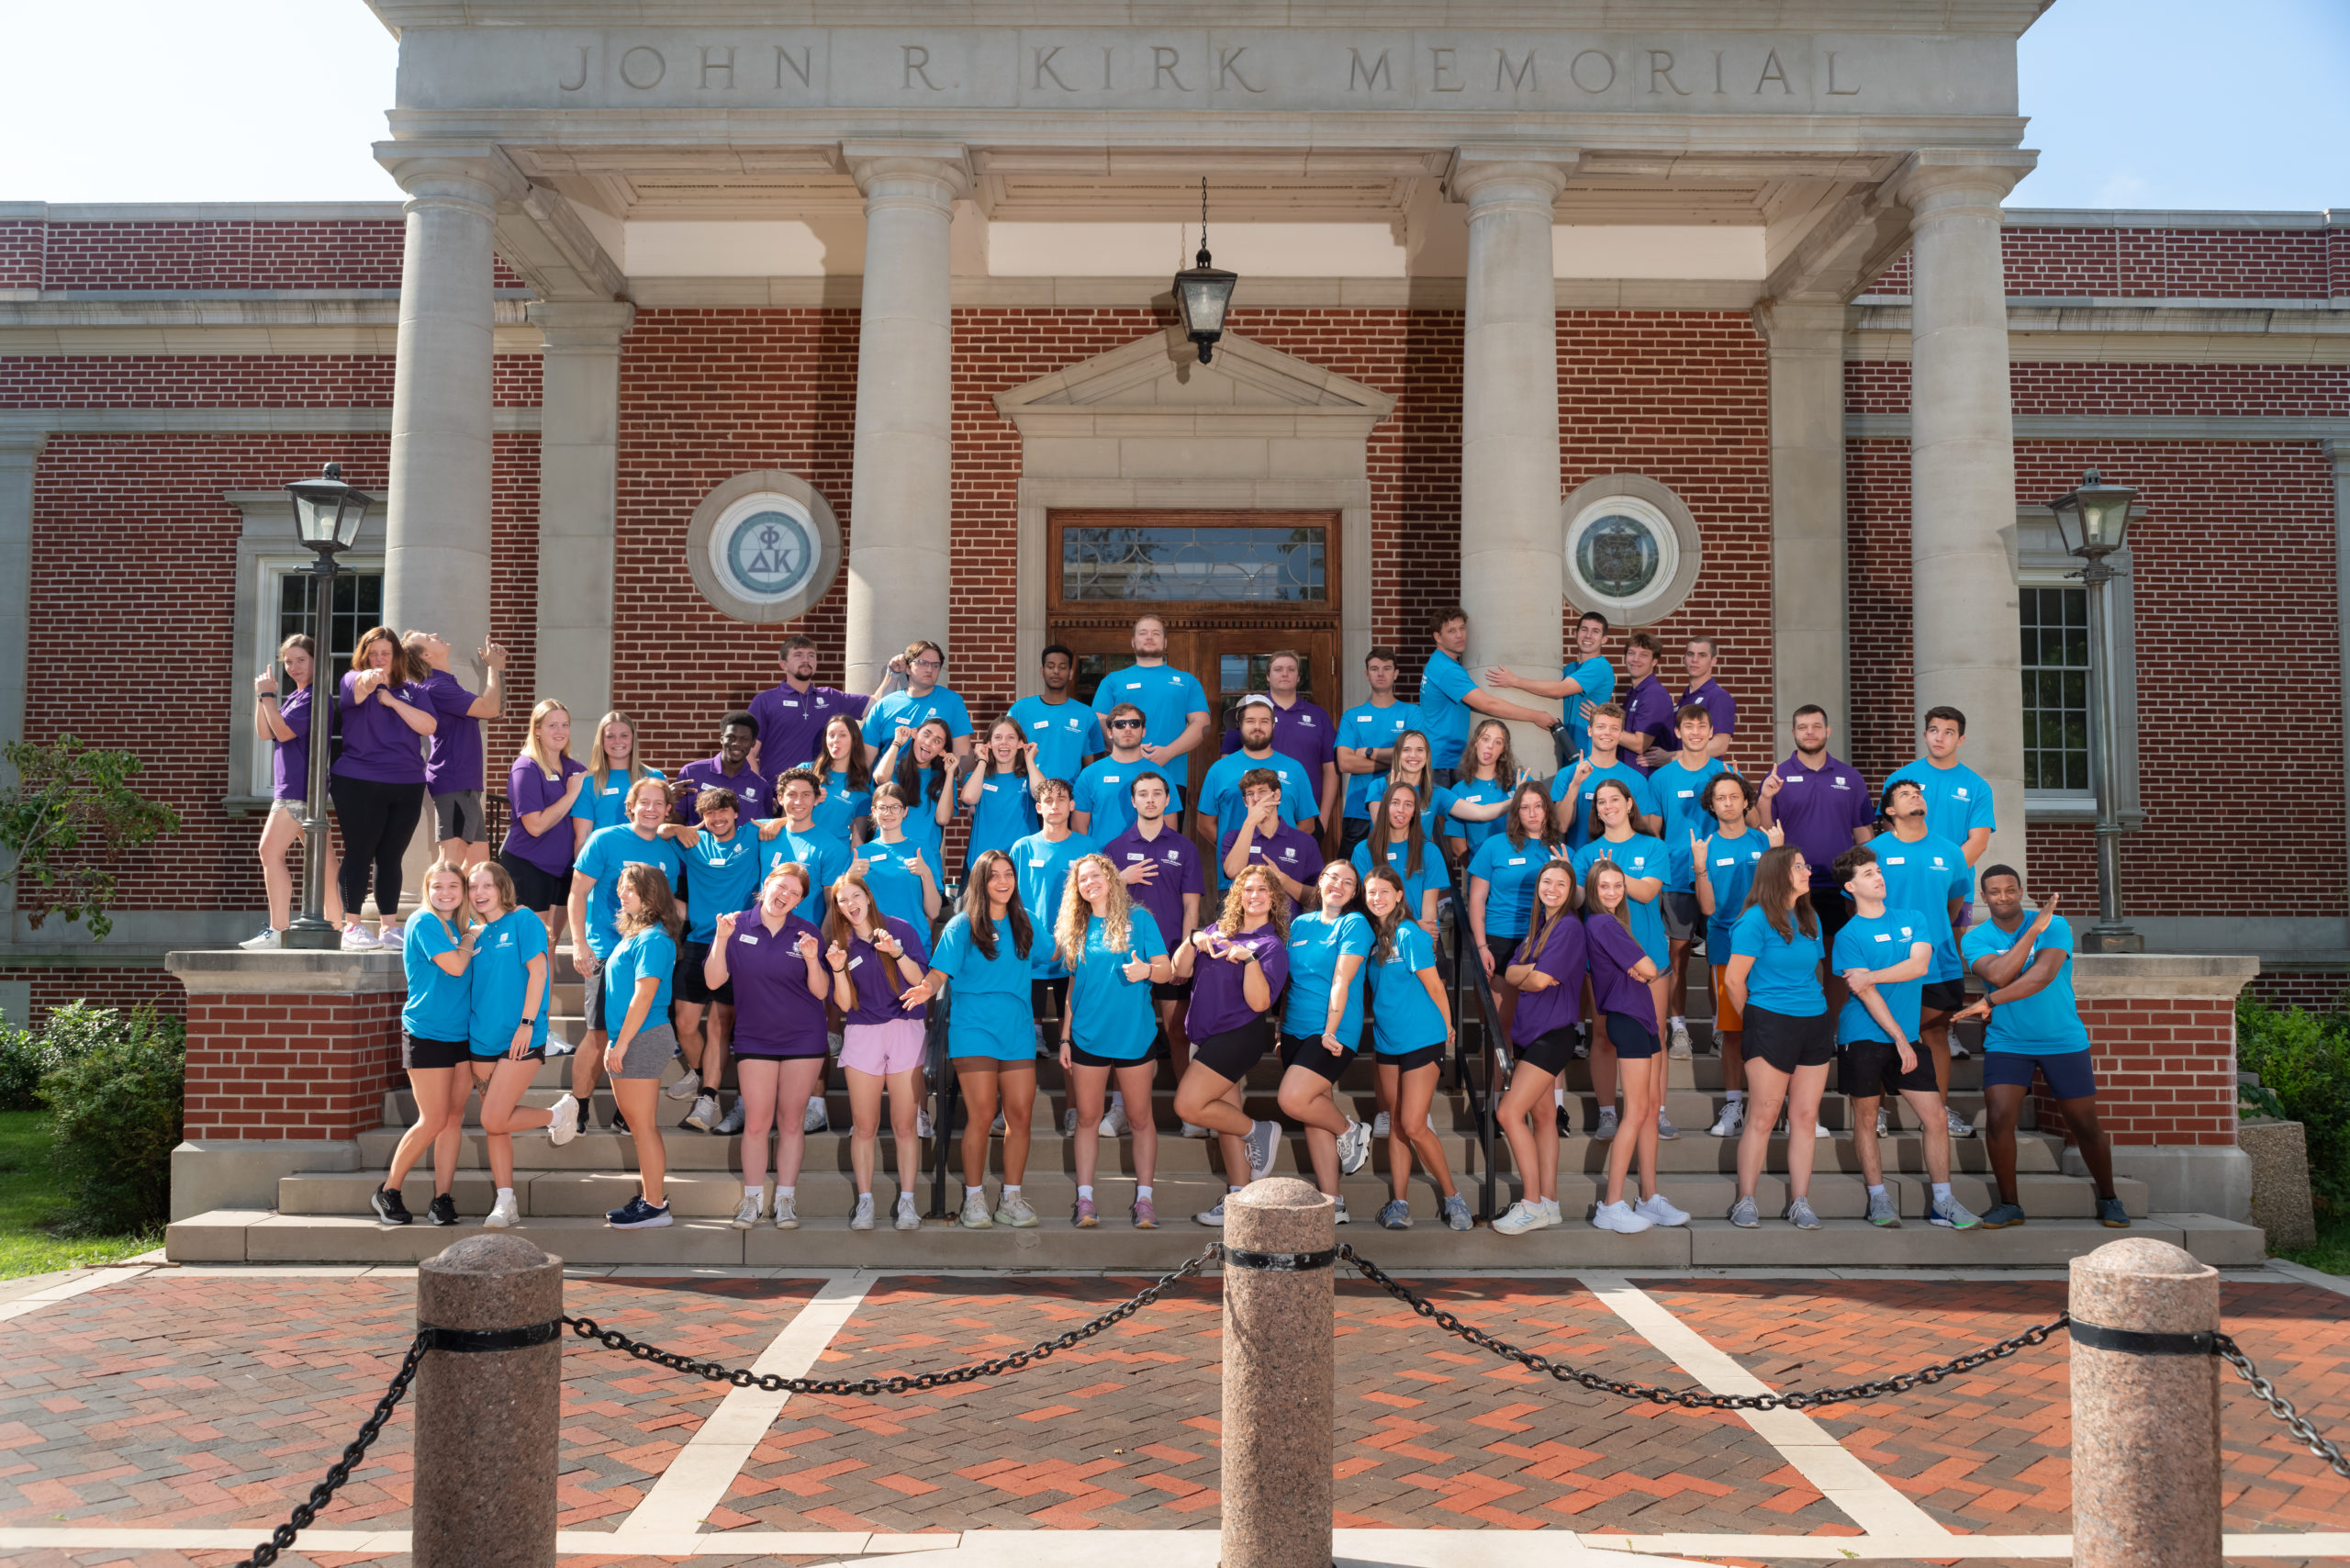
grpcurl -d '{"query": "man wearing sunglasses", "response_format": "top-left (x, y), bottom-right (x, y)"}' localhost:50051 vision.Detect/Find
top-left (1071, 701), bottom-right (1158, 843)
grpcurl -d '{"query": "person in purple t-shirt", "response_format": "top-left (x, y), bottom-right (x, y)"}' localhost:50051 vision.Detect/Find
top-left (1215, 651), bottom-right (1342, 837)
top-left (241, 633), bottom-right (343, 949)
top-left (1664, 635), bottom-right (1737, 761)
top-left (330, 626), bottom-right (440, 952)
top-left (404, 630), bottom-right (508, 868)
top-left (1616, 631), bottom-right (1677, 772)
top-left (1756, 704), bottom-right (1875, 1010)
top-left (1218, 772), bottom-right (1326, 907)
top-left (676, 711), bottom-right (775, 823)
top-left (1103, 771), bottom-right (1205, 1088)
top-left (499, 699), bottom-right (588, 947)
top-left (1491, 861), bottom-right (1588, 1236)
top-left (746, 633), bottom-right (880, 776)
top-left (1170, 865), bottom-right (1294, 1220)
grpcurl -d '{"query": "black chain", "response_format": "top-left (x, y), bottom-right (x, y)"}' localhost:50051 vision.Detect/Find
top-left (561, 1246), bottom-right (1220, 1395)
top-left (231, 1329), bottom-right (431, 1568)
top-left (2214, 1332), bottom-right (2350, 1480)
top-left (1335, 1244), bottom-right (2068, 1412)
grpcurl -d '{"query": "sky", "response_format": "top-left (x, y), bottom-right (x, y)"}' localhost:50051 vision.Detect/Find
top-left (1, 0), bottom-right (2345, 212)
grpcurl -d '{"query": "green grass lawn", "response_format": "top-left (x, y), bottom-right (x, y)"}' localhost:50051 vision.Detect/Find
top-left (2277, 1211), bottom-right (2350, 1276)
top-left (0, 1110), bottom-right (160, 1279)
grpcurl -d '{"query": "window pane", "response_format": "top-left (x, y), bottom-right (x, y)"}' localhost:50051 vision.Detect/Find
top-left (277, 568), bottom-right (385, 693)
top-left (1060, 525), bottom-right (1327, 602)
top-left (2019, 584), bottom-right (2094, 796)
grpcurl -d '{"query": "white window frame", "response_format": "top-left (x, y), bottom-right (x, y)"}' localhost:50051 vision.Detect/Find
top-left (2015, 507), bottom-right (2141, 826)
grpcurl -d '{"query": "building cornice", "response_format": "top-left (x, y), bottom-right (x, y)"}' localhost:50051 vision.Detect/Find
top-left (1849, 414), bottom-right (2350, 444)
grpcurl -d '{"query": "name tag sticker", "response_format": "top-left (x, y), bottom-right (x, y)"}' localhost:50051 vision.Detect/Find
top-left (741, 935), bottom-right (757, 945)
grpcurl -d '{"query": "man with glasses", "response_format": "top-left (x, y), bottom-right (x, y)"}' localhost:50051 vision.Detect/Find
top-left (860, 639), bottom-right (974, 758)
top-left (1091, 615), bottom-right (1212, 830)
top-left (1071, 701), bottom-right (1158, 843)
top-left (1217, 650), bottom-right (1340, 841)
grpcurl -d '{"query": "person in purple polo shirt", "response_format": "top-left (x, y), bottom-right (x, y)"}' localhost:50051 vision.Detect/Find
top-left (498, 698), bottom-right (588, 947)
top-left (1103, 770), bottom-right (1206, 1110)
top-left (1665, 635), bottom-right (1737, 761)
top-left (676, 711), bottom-right (775, 823)
top-left (747, 633), bottom-right (878, 775)
top-left (404, 630), bottom-right (507, 869)
top-left (1616, 631), bottom-right (1677, 772)
top-left (330, 626), bottom-right (439, 952)
top-left (1219, 771), bottom-right (1326, 906)
top-left (1216, 651), bottom-right (1341, 835)
top-left (1755, 703), bottom-right (1875, 1009)
top-left (241, 633), bottom-right (344, 950)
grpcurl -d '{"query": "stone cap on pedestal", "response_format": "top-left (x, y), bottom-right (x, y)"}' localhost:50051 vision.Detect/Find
top-left (166, 949), bottom-right (406, 995)
top-left (2071, 952), bottom-right (2258, 1001)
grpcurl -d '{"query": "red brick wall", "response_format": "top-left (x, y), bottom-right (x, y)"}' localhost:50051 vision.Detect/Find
top-left (1861, 226), bottom-right (2333, 300)
top-left (1, 217), bottom-right (527, 293)
top-left (0, 967), bottom-right (184, 1029)
top-left (2245, 973), bottom-right (2350, 1014)
top-left (2033, 995), bottom-right (2240, 1148)
top-left (180, 988), bottom-right (401, 1140)
top-left (0, 353), bottom-right (540, 408)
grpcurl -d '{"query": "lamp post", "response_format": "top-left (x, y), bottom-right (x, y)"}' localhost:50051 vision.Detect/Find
top-left (2048, 467), bottom-right (2143, 954)
top-left (1172, 176), bottom-right (1238, 364)
top-left (282, 463), bottom-right (375, 951)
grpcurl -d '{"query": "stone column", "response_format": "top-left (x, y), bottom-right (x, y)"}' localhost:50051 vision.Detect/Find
top-left (1220, 1178), bottom-right (1336, 1568)
top-left (529, 302), bottom-right (634, 732)
top-left (2069, 1238), bottom-right (2222, 1568)
top-left (2329, 441), bottom-right (2350, 894)
top-left (1897, 150), bottom-right (2036, 886)
top-left (1448, 149), bottom-right (1576, 766)
top-left (1752, 299), bottom-right (1849, 739)
top-left (415, 1235), bottom-right (564, 1568)
top-left (843, 144), bottom-right (968, 695)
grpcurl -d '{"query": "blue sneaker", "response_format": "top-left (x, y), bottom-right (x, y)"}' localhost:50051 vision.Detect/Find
top-left (606, 1195), bottom-right (672, 1229)
top-left (2097, 1196), bottom-right (2131, 1228)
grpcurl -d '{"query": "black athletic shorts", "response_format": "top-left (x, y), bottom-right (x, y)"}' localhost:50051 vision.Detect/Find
top-left (1516, 1025), bottom-right (1579, 1077)
top-left (1813, 890), bottom-right (1854, 956)
top-left (1378, 1041), bottom-right (1446, 1074)
top-left (1068, 1040), bottom-right (1159, 1072)
top-left (674, 940), bottom-right (735, 1007)
top-left (1840, 1036), bottom-right (1940, 1101)
top-left (1032, 976), bottom-right (1071, 1023)
top-left (1484, 932), bottom-right (1523, 969)
top-left (1606, 1014), bottom-right (1660, 1060)
top-left (1278, 1027), bottom-right (1356, 1085)
top-left (498, 852), bottom-right (572, 913)
top-left (1920, 979), bottom-right (1966, 1014)
top-left (402, 1032), bottom-right (469, 1070)
top-left (1150, 978), bottom-right (1193, 1004)
top-left (1190, 1017), bottom-right (1272, 1081)
top-left (1744, 1003), bottom-right (1836, 1073)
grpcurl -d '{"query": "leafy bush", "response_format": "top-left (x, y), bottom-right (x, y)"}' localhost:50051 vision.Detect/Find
top-left (0, 1024), bottom-right (54, 1112)
top-left (2236, 994), bottom-right (2350, 1219)
top-left (36, 1003), bottom-right (185, 1234)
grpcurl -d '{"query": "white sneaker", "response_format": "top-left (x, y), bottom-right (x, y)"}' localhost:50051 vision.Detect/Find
top-left (1333, 1196), bottom-right (1351, 1226)
top-left (1876, 1105), bottom-right (1890, 1137)
top-left (339, 924), bottom-right (375, 952)
top-left (732, 1193), bottom-right (763, 1228)
top-left (1947, 1106), bottom-right (1977, 1139)
top-left (1708, 1101), bottom-right (1743, 1138)
top-left (803, 1096), bottom-right (830, 1134)
top-left (239, 926), bottom-right (284, 951)
top-left (1949, 1039), bottom-right (1973, 1060)
top-left (715, 1099), bottom-right (746, 1136)
top-left (1636, 1193), bottom-right (1691, 1227)
top-left (684, 1093), bottom-right (720, 1133)
top-left (485, 1191), bottom-right (520, 1229)
top-left (959, 1193), bottom-right (994, 1228)
top-left (666, 1069), bottom-right (702, 1103)
top-left (1099, 1099), bottom-right (1130, 1137)
top-left (1244, 1118), bottom-right (1281, 1182)
top-left (850, 1193), bottom-right (876, 1231)
top-left (772, 1193), bottom-right (799, 1230)
top-left (545, 1093), bottom-right (580, 1147)
top-left (1194, 1198), bottom-right (1227, 1227)
top-left (1592, 1199), bottom-right (1653, 1234)
top-left (1492, 1198), bottom-right (1550, 1236)
top-left (1540, 1197), bottom-right (1562, 1226)
top-left (916, 1107), bottom-right (936, 1139)
top-left (1668, 1020), bottom-right (1692, 1058)
top-left (1337, 1118), bottom-right (1371, 1175)
top-left (1062, 1107), bottom-right (1079, 1135)
top-left (1372, 1111), bottom-right (1392, 1139)
top-left (1181, 1121), bottom-right (1209, 1139)
top-left (894, 1194), bottom-right (921, 1230)
top-left (1816, 1120), bottom-right (1830, 1139)
top-left (375, 923), bottom-right (405, 949)
top-left (1594, 1106), bottom-right (1619, 1142)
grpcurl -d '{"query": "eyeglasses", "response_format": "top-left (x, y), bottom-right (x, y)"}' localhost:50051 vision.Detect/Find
top-left (912, 658), bottom-right (943, 671)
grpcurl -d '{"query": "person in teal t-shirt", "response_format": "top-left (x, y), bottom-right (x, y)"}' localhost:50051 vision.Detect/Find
top-left (601, 865), bottom-right (684, 1231)
top-left (1690, 772), bottom-right (1773, 1140)
top-left (1274, 860), bottom-right (1374, 1218)
top-left (1088, 617), bottom-right (1211, 807)
top-left (1053, 854), bottom-right (1171, 1228)
top-left (1361, 865), bottom-right (1468, 1232)
top-left (376, 860), bottom-right (480, 1227)
top-left (1955, 867), bottom-right (2126, 1230)
top-left (1721, 845), bottom-right (1835, 1234)
top-left (923, 851), bottom-right (1045, 1230)
top-left (463, 860), bottom-right (576, 1229)
top-left (960, 716), bottom-right (1048, 870)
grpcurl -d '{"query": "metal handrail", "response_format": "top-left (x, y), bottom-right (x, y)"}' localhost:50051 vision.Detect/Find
top-left (927, 1009), bottom-right (962, 1221)
top-left (1437, 841), bottom-right (1505, 1223)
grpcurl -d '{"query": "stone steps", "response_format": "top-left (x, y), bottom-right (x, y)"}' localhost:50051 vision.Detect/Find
top-left (165, 1207), bottom-right (2266, 1270)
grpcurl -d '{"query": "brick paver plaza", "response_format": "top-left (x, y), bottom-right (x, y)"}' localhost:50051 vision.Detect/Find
top-left (0, 1260), bottom-right (2344, 1565)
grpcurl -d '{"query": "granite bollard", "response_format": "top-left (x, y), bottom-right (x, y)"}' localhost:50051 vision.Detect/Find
top-left (1221, 1177), bottom-right (1336, 1568)
top-left (2070, 1237), bottom-right (2222, 1568)
top-left (414, 1234), bottom-right (565, 1568)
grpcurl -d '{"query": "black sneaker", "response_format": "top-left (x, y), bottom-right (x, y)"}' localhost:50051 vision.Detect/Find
top-left (609, 1104), bottom-right (630, 1135)
top-left (1554, 1103), bottom-right (1574, 1137)
top-left (575, 1097), bottom-right (594, 1136)
top-left (427, 1193), bottom-right (460, 1226)
top-left (606, 1194), bottom-right (673, 1229)
top-left (369, 1185), bottom-right (411, 1226)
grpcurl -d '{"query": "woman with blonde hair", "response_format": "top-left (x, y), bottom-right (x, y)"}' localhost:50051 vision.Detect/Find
top-left (827, 864), bottom-right (931, 1231)
top-left (708, 863), bottom-right (834, 1230)
top-left (1170, 866), bottom-right (1293, 1225)
top-left (1492, 861), bottom-right (1588, 1236)
top-left (242, 632), bottom-right (342, 949)
top-left (330, 624), bottom-right (438, 950)
top-left (570, 710), bottom-right (665, 857)
top-left (1055, 852), bottom-right (1171, 1227)
top-left (1583, 860), bottom-right (1684, 1236)
top-left (372, 857), bottom-right (476, 1226)
top-left (464, 858), bottom-right (579, 1230)
top-left (603, 861), bottom-right (684, 1229)
top-left (499, 698), bottom-right (587, 947)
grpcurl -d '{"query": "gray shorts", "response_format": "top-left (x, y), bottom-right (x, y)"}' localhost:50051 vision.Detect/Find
top-left (433, 790), bottom-right (485, 843)
top-left (1662, 890), bottom-right (1702, 944)
top-left (613, 1021), bottom-right (678, 1080)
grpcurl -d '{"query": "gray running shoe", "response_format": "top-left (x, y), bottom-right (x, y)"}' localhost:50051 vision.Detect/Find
top-left (1787, 1196), bottom-right (1822, 1230)
top-left (996, 1193), bottom-right (1039, 1227)
top-left (715, 1098), bottom-right (747, 1136)
top-left (1729, 1195), bottom-right (1760, 1228)
top-left (1978, 1202), bottom-right (2027, 1228)
top-left (1244, 1118), bottom-right (1281, 1182)
top-left (958, 1192), bottom-right (994, 1228)
top-left (1866, 1188), bottom-right (1901, 1227)
top-left (1655, 1110), bottom-right (1679, 1141)
top-left (1440, 1193), bottom-right (1472, 1232)
top-left (2096, 1196), bottom-right (2131, 1228)
top-left (1376, 1198), bottom-right (1411, 1230)
top-left (1337, 1118), bottom-right (1372, 1175)
top-left (849, 1194), bottom-right (875, 1232)
top-left (1194, 1198), bottom-right (1227, 1227)
top-left (1929, 1192), bottom-right (1981, 1230)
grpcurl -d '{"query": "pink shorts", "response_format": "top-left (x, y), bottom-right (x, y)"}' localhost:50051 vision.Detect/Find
top-left (841, 1019), bottom-right (925, 1076)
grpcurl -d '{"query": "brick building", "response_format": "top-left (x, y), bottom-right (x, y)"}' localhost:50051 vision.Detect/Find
top-left (2, 2), bottom-right (2345, 1025)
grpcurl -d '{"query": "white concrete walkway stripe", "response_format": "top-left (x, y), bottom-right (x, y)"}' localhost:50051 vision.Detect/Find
top-left (0, 1264), bottom-right (151, 1325)
top-left (1577, 1271), bottom-right (1951, 1540)
top-left (610, 1268), bottom-right (877, 1540)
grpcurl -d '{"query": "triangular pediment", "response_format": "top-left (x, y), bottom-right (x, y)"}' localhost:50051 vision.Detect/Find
top-left (993, 327), bottom-right (1395, 429)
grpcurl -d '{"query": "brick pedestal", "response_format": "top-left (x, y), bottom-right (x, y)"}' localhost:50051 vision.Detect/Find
top-left (164, 950), bottom-right (405, 1219)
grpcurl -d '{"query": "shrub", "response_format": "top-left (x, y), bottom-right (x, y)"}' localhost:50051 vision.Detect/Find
top-left (2236, 994), bottom-right (2350, 1219)
top-left (0, 1023), bottom-right (54, 1111)
top-left (37, 1003), bottom-right (185, 1235)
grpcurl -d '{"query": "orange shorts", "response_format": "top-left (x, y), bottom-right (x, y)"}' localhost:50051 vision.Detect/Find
top-left (1711, 966), bottom-right (1744, 1034)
